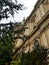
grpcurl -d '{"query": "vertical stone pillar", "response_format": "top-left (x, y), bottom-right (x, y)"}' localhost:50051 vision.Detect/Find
top-left (35, 8), bottom-right (41, 23)
top-left (30, 40), bottom-right (34, 52)
top-left (39, 4), bottom-right (45, 17)
top-left (45, 28), bottom-right (49, 47)
top-left (41, 32), bottom-right (48, 47)
top-left (40, 35), bottom-right (43, 46)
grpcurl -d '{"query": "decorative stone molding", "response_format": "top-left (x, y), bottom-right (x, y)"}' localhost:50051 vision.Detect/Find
top-left (14, 0), bottom-right (49, 55)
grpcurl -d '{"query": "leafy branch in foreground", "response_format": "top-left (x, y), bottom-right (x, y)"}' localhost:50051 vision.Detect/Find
top-left (0, 0), bottom-right (23, 20)
top-left (0, 22), bottom-right (28, 65)
top-left (0, 23), bottom-right (15, 65)
top-left (20, 44), bottom-right (49, 65)
top-left (0, 0), bottom-right (26, 65)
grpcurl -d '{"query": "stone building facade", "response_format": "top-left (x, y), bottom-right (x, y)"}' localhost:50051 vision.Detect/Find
top-left (15, 0), bottom-right (49, 54)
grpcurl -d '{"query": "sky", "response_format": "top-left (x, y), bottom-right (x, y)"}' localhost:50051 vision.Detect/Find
top-left (1, 0), bottom-right (37, 23)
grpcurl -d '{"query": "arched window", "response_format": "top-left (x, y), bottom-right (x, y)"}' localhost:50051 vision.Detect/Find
top-left (34, 40), bottom-right (39, 47)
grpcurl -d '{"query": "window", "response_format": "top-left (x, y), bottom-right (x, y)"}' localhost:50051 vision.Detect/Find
top-left (34, 40), bottom-right (39, 46)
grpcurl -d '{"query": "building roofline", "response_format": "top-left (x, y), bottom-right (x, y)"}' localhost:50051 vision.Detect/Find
top-left (24, 0), bottom-right (45, 26)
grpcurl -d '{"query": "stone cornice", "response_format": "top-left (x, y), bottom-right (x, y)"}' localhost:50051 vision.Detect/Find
top-left (23, 10), bottom-right (49, 48)
top-left (15, 10), bottom-right (49, 51)
top-left (27, 10), bottom-right (49, 38)
top-left (35, 0), bottom-right (45, 10)
top-left (14, 10), bottom-right (49, 56)
top-left (13, 11), bottom-right (49, 56)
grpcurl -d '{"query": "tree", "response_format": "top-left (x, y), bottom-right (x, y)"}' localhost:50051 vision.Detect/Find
top-left (0, 22), bottom-right (15, 65)
top-left (0, 0), bottom-right (23, 20)
top-left (30, 44), bottom-right (49, 65)
top-left (0, 0), bottom-right (24, 65)
top-left (20, 44), bottom-right (49, 65)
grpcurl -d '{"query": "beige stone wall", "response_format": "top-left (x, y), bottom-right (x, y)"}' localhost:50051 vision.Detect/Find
top-left (39, 4), bottom-right (45, 17)
top-left (45, 28), bottom-right (49, 46)
top-left (26, 1), bottom-right (48, 32)
top-left (41, 32), bottom-right (48, 47)
top-left (24, 0), bottom-right (49, 36)
top-left (29, 22), bottom-right (33, 33)
top-left (43, 0), bottom-right (49, 12)
top-left (15, 0), bottom-right (49, 53)
top-left (15, 39), bottom-right (23, 48)
top-left (24, 21), bottom-right (34, 35)
top-left (35, 8), bottom-right (41, 23)
top-left (24, 22), bottom-right (30, 35)
top-left (24, 46), bottom-right (29, 53)
top-left (30, 40), bottom-right (34, 52)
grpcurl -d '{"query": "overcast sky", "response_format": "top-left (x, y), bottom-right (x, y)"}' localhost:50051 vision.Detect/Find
top-left (1, 0), bottom-right (37, 23)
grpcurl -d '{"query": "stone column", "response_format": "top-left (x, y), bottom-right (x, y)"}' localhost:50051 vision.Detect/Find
top-left (39, 4), bottom-right (45, 17)
top-left (41, 32), bottom-right (48, 47)
top-left (35, 8), bottom-right (41, 23)
top-left (45, 28), bottom-right (49, 47)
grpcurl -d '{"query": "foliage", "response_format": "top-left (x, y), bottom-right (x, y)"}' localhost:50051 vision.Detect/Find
top-left (0, 22), bottom-right (27, 65)
top-left (0, 23), bottom-right (15, 65)
top-left (30, 45), bottom-right (48, 65)
top-left (20, 52), bottom-right (31, 65)
top-left (0, 0), bottom-right (23, 20)
top-left (20, 44), bottom-right (49, 65)
top-left (11, 58), bottom-right (21, 65)
top-left (0, 0), bottom-right (24, 65)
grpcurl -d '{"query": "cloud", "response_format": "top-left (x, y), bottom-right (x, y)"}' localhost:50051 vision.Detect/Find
top-left (14, 0), bottom-right (37, 22)
top-left (1, 0), bottom-right (37, 23)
